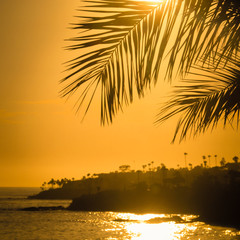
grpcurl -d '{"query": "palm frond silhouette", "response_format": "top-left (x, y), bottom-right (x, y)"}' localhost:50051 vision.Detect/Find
top-left (62, 0), bottom-right (240, 141)
top-left (157, 56), bottom-right (240, 142)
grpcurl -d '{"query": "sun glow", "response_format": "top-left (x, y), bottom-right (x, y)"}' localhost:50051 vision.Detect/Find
top-left (126, 222), bottom-right (187, 240)
top-left (110, 213), bottom-right (199, 239)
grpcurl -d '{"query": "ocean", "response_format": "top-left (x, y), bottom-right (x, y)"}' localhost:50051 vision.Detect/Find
top-left (0, 187), bottom-right (239, 240)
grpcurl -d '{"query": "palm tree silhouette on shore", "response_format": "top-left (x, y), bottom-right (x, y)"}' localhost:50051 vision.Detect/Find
top-left (62, 0), bottom-right (240, 142)
top-left (233, 156), bottom-right (239, 163)
top-left (208, 155), bottom-right (211, 167)
top-left (220, 157), bottom-right (226, 167)
top-left (184, 152), bottom-right (188, 168)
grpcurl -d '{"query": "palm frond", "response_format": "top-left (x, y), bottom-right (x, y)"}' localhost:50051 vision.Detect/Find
top-left (166, 0), bottom-right (240, 78)
top-left (62, 0), bottom-right (240, 127)
top-left (156, 56), bottom-right (240, 142)
top-left (61, 0), bottom-right (184, 124)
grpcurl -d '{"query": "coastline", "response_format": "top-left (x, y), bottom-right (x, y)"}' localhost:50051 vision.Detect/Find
top-left (27, 165), bottom-right (240, 230)
top-left (27, 188), bottom-right (240, 230)
top-left (68, 190), bottom-right (240, 229)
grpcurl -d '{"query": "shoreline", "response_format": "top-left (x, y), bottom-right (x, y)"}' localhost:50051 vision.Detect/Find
top-left (27, 188), bottom-right (240, 230)
top-left (18, 202), bottom-right (240, 230)
top-left (27, 165), bottom-right (240, 230)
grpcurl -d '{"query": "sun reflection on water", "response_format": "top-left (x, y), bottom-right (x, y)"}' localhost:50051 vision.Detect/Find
top-left (109, 213), bottom-right (198, 240)
top-left (127, 222), bottom-right (187, 240)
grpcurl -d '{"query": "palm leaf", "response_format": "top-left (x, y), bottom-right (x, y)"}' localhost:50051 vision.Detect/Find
top-left (166, 0), bottom-right (240, 78)
top-left (61, 0), bottom-right (185, 123)
top-left (156, 56), bottom-right (240, 142)
top-left (62, 0), bottom-right (240, 127)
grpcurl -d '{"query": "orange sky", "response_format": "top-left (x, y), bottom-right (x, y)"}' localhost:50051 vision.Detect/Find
top-left (0, 0), bottom-right (239, 187)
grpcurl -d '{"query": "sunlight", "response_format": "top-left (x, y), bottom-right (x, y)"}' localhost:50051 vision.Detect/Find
top-left (111, 213), bottom-right (198, 239)
top-left (115, 213), bottom-right (166, 221)
top-left (126, 222), bottom-right (188, 240)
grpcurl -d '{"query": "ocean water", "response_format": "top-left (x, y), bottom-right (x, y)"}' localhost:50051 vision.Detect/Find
top-left (0, 188), bottom-right (240, 240)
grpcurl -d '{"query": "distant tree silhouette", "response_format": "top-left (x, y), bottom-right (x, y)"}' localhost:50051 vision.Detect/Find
top-left (56, 179), bottom-right (61, 188)
top-left (214, 155), bottom-right (218, 166)
top-left (60, 178), bottom-right (66, 187)
top-left (41, 181), bottom-right (47, 190)
top-left (203, 161), bottom-right (207, 168)
top-left (208, 155), bottom-right (211, 167)
top-left (119, 165), bottom-right (131, 172)
top-left (233, 156), bottom-right (239, 163)
top-left (202, 156), bottom-right (206, 167)
top-left (151, 161), bottom-right (154, 170)
top-left (148, 163), bottom-right (151, 171)
top-left (48, 178), bottom-right (55, 189)
top-left (184, 152), bottom-right (188, 168)
top-left (160, 163), bottom-right (167, 170)
top-left (142, 165), bottom-right (147, 172)
top-left (220, 157), bottom-right (226, 167)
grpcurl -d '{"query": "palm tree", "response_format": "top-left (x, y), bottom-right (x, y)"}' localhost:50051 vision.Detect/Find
top-left (202, 155), bottom-right (207, 167)
top-left (56, 179), bottom-right (61, 188)
top-left (203, 160), bottom-right (207, 168)
top-left (148, 163), bottom-right (151, 171)
top-left (60, 178), bottom-right (66, 187)
top-left (233, 156), bottom-right (239, 163)
top-left (214, 155), bottom-right (218, 166)
top-left (220, 157), bottom-right (226, 167)
top-left (184, 152), bottom-right (188, 168)
top-left (119, 165), bottom-right (131, 172)
top-left (41, 182), bottom-right (47, 191)
top-left (188, 163), bottom-right (193, 170)
top-left (62, 0), bottom-right (240, 141)
top-left (142, 164), bottom-right (147, 172)
top-left (208, 155), bottom-right (211, 167)
top-left (48, 178), bottom-right (55, 189)
top-left (157, 57), bottom-right (240, 142)
top-left (151, 161), bottom-right (154, 171)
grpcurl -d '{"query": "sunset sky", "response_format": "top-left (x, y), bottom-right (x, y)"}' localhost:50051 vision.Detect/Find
top-left (1, 0), bottom-right (240, 187)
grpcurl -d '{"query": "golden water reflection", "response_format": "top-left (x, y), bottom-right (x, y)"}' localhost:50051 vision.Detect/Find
top-left (107, 212), bottom-right (240, 239)
top-left (108, 213), bottom-right (197, 239)
top-left (128, 222), bottom-right (190, 240)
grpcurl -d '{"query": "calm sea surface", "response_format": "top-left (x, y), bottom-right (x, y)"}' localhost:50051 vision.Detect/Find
top-left (0, 187), bottom-right (239, 240)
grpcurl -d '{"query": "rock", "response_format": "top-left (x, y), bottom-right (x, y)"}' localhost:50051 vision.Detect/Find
top-left (20, 206), bottom-right (65, 211)
top-left (146, 216), bottom-right (185, 223)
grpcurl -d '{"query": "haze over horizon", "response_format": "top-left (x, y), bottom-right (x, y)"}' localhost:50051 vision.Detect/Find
top-left (0, 0), bottom-right (240, 187)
